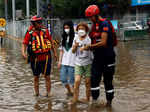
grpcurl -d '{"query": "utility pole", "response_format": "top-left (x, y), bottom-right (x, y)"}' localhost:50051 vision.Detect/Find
top-left (136, 6), bottom-right (139, 21)
top-left (5, 0), bottom-right (8, 20)
top-left (12, 0), bottom-right (15, 21)
top-left (47, 0), bottom-right (50, 4)
top-left (36, 0), bottom-right (40, 15)
top-left (26, 0), bottom-right (30, 18)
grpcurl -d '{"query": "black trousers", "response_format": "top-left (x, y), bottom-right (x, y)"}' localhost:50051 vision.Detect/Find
top-left (91, 59), bottom-right (115, 101)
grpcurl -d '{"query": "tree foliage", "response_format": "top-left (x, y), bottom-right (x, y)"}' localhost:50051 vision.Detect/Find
top-left (50, 0), bottom-right (130, 18)
top-left (1, 0), bottom-right (131, 19)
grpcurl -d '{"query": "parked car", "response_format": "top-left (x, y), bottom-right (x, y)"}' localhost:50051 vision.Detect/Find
top-left (119, 21), bottom-right (143, 30)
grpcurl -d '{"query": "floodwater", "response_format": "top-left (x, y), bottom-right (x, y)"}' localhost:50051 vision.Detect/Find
top-left (0, 37), bottom-right (150, 112)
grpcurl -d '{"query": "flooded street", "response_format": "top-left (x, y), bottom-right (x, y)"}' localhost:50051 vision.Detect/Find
top-left (0, 38), bottom-right (150, 112)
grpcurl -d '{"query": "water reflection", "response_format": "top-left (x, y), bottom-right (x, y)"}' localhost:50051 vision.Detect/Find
top-left (34, 98), bottom-right (52, 112)
top-left (69, 103), bottom-right (115, 112)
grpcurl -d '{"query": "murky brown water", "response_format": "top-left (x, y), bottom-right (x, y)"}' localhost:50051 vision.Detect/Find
top-left (0, 38), bottom-right (150, 112)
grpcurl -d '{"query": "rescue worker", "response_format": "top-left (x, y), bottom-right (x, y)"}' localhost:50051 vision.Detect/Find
top-left (84, 5), bottom-right (116, 106)
top-left (22, 15), bottom-right (58, 97)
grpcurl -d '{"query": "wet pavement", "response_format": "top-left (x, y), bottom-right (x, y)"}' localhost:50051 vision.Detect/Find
top-left (0, 37), bottom-right (150, 112)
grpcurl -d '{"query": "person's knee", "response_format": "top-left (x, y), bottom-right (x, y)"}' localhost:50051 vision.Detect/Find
top-left (45, 75), bottom-right (50, 80)
top-left (85, 78), bottom-right (91, 87)
top-left (60, 75), bottom-right (68, 84)
top-left (75, 79), bottom-right (80, 85)
top-left (75, 75), bottom-right (81, 83)
top-left (74, 83), bottom-right (80, 90)
top-left (74, 79), bottom-right (81, 89)
top-left (69, 78), bottom-right (74, 86)
top-left (34, 76), bottom-right (39, 81)
top-left (60, 70), bottom-right (68, 84)
top-left (69, 73), bottom-right (74, 85)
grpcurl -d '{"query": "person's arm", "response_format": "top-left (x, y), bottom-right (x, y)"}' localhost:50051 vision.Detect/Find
top-left (72, 40), bottom-right (79, 53)
top-left (85, 21), bottom-right (110, 50)
top-left (57, 49), bottom-right (64, 69)
top-left (83, 32), bottom-right (107, 50)
top-left (47, 29), bottom-right (58, 61)
top-left (51, 39), bottom-right (58, 60)
top-left (22, 44), bottom-right (28, 59)
top-left (22, 31), bottom-right (30, 59)
top-left (90, 32), bottom-right (107, 48)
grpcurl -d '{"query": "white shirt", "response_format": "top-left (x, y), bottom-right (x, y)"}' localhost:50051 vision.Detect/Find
top-left (73, 35), bottom-right (93, 66)
top-left (59, 44), bottom-right (76, 67)
top-left (0, 27), bottom-right (5, 31)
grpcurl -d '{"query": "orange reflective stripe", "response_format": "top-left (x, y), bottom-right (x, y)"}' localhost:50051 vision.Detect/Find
top-left (36, 35), bottom-right (40, 47)
top-left (40, 33), bottom-right (45, 49)
top-left (44, 55), bottom-right (49, 75)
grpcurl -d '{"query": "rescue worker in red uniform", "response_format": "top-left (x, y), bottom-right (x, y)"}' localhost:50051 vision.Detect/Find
top-left (22, 15), bottom-right (57, 97)
top-left (84, 5), bottom-right (116, 106)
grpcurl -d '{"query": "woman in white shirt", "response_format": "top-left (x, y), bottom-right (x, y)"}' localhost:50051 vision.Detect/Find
top-left (58, 21), bottom-right (76, 96)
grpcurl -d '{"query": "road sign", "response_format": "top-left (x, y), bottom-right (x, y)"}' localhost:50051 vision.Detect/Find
top-left (131, 0), bottom-right (150, 6)
top-left (0, 18), bottom-right (6, 27)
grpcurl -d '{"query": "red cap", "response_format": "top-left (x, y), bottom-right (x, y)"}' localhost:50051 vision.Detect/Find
top-left (31, 15), bottom-right (42, 21)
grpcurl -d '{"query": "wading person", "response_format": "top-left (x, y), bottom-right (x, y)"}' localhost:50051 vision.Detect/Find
top-left (85, 5), bottom-right (116, 106)
top-left (22, 15), bottom-right (57, 97)
top-left (57, 21), bottom-right (76, 96)
top-left (71, 22), bottom-right (93, 104)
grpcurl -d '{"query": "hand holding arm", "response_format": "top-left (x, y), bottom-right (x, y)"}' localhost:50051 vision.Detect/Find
top-left (90, 32), bottom-right (108, 49)
top-left (72, 41), bottom-right (79, 53)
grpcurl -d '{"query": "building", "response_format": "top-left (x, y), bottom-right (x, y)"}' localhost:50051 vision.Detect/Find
top-left (123, 0), bottom-right (150, 21)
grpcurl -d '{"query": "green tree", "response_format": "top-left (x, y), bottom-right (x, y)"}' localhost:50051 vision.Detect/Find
top-left (0, 0), bottom-right (4, 17)
top-left (50, 0), bottom-right (130, 18)
top-left (1, 0), bottom-right (131, 19)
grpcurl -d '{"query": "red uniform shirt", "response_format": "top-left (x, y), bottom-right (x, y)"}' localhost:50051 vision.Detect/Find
top-left (23, 26), bottom-right (52, 45)
top-left (23, 26), bottom-right (52, 61)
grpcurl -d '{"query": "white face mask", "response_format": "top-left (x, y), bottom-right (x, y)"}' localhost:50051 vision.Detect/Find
top-left (78, 30), bottom-right (86, 37)
top-left (64, 29), bottom-right (70, 34)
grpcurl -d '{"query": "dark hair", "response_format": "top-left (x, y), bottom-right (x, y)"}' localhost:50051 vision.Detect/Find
top-left (62, 21), bottom-right (75, 48)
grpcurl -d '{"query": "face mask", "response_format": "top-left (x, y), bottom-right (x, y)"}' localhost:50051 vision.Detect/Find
top-left (78, 30), bottom-right (86, 37)
top-left (64, 29), bottom-right (70, 34)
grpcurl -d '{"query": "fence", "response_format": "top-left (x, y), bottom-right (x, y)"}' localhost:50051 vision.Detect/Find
top-left (6, 18), bottom-right (63, 41)
top-left (5, 18), bottom-right (92, 43)
top-left (5, 17), bottom-right (150, 42)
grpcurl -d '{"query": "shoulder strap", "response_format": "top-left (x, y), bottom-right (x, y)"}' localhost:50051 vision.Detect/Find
top-left (106, 19), bottom-right (115, 33)
top-left (27, 26), bottom-right (35, 42)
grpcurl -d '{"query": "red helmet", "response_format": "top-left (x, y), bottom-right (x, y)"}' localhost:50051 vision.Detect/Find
top-left (85, 5), bottom-right (100, 17)
top-left (31, 15), bottom-right (42, 21)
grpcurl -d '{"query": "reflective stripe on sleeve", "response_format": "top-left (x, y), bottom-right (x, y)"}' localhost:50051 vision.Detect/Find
top-left (108, 63), bottom-right (115, 67)
top-left (91, 87), bottom-right (100, 91)
top-left (106, 89), bottom-right (114, 93)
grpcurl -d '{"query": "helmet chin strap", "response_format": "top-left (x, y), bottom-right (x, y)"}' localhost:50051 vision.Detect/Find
top-left (95, 15), bottom-right (100, 22)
